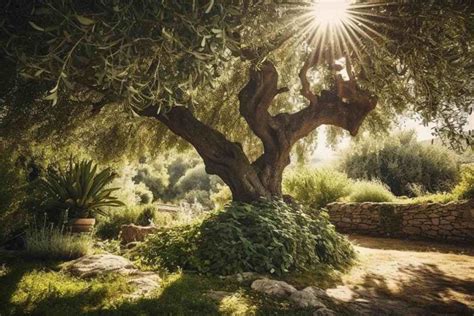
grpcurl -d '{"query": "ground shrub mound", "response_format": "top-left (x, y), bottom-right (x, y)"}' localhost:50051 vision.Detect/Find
top-left (141, 200), bottom-right (355, 276)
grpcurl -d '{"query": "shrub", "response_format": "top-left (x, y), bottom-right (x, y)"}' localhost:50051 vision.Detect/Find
top-left (341, 131), bottom-right (459, 196)
top-left (41, 158), bottom-right (124, 219)
top-left (24, 220), bottom-right (92, 260)
top-left (349, 180), bottom-right (396, 202)
top-left (175, 165), bottom-right (211, 194)
top-left (141, 200), bottom-right (355, 275)
top-left (0, 154), bottom-right (26, 242)
top-left (95, 205), bottom-right (173, 239)
top-left (96, 206), bottom-right (150, 239)
top-left (210, 184), bottom-right (232, 210)
top-left (283, 167), bottom-right (352, 208)
top-left (182, 189), bottom-right (213, 210)
top-left (452, 164), bottom-right (474, 199)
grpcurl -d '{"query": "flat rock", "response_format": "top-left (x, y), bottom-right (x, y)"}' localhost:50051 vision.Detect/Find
top-left (251, 278), bottom-right (297, 298)
top-left (289, 287), bottom-right (327, 308)
top-left (126, 271), bottom-right (161, 299)
top-left (63, 254), bottom-right (135, 278)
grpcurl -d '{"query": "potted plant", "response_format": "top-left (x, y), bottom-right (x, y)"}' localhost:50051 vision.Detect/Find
top-left (41, 158), bottom-right (124, 232)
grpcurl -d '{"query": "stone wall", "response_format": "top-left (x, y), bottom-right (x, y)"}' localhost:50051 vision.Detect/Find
top-left (327, 200), bottom-right (474, 242)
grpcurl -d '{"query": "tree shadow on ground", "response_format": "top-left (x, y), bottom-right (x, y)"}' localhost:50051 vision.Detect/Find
top-left (335, 263), bottom-right (474, 316)
top-left (349, 234), bottom-right (474, 255)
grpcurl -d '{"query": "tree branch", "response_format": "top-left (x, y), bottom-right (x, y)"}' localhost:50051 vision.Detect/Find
top-left (137, 105), bottom-right (269, 201)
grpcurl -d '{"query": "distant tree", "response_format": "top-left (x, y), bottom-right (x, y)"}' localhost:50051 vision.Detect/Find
top-left (1, 0), bottom-right (472, 202)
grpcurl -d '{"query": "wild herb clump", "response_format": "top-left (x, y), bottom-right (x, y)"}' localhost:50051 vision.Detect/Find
top-left (24, 219), bottom-right (93, 260)
top-left (283, 167), bottom-right (352, 208)
top-left (141, 199), bottom-right (355, 275)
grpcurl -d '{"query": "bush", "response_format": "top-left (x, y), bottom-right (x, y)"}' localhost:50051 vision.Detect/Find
top-left (0, 154), bottom-right (26, 242)
top-left (452, 164), bottom-right (474, 199)
top-left (96, 205), bottom-right (157, 239)
top-left (341, 131), bottom-right (459, 196)
top-left (348, 180), bottom-right (397, 202)
top-left (175, 165), bottom-right (211, 194)
top-left (283, 167), bottom-right (352, 208)
top-left (210, 184), bottom-right (232, 210)
top-left (24, 220), bottom-right (92, 260)
top-left (141, 200), bottom-right (355, 275)
top-left (182, 189), bottom-right (213, 210)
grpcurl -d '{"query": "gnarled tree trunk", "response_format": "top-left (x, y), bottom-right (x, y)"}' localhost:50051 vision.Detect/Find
top-left (139, 54), bottom-right (377, 202)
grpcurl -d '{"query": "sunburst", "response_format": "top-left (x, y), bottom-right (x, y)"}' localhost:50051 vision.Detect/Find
top-left (280, 0), bottom-right (391, 74)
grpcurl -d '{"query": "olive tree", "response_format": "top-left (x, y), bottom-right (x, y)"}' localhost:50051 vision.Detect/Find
top-left (1, 0), bottom-right (472, 202)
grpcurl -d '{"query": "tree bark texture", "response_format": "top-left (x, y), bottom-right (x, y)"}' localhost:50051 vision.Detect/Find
top-left (139, 55), bottom-right (377, 202)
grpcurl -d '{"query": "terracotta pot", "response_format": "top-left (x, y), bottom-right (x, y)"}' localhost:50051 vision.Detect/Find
top-left (70, 218), bottom-right (95, 233)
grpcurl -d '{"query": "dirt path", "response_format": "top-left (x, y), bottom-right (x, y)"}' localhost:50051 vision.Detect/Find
top-left (329, 235), bottom-right (474, 315)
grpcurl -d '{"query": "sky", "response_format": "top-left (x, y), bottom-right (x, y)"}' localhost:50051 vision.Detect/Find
top-left (313, 113), bottom-right (474, 163)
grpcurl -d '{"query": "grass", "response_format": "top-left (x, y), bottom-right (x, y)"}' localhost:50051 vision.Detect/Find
top-left (348, 180), bottom-right (397, 203)
top-left (24, 223), bottom-right (93, 260)
top-left (0, 252), bottom-right (333, 316)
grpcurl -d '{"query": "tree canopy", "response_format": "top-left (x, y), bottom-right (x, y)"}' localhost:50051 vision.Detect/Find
top-left (1, 0), bottom-right (472, 200)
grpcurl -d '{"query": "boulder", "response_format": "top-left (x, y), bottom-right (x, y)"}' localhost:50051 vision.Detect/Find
top-left (289, 287), bottom-right (326, 308)
top-left (63, 254), bottom-right (135, 278)
top-left (120, 224), bottom-right (158, 244)
top-left (251, 278), bottom-right (297, 298)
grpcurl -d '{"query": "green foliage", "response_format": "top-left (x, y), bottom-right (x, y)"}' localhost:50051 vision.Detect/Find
top-left (0, 154), bottom-right (26, 241)
top-left (348, 180), bottom-right (397, 203)
top-left (182, 189), bottom-right (213, 210)
top-left (41, 158), bottom-right (124, 218)
top-left (95, 205), bottom-right (167, 240)
top-left (175, 165), bottom-right (212, 195)
top-left (283, 167), bottom-right (352, 208)
top-left (409, 192), bottom-right (457, 204)
top-left (24, 221), bottom-right (92, 260)
top-left (210, 184), bottom-right (232, 210)
top-left (452, 164), bottom-right (474, 200)
top-left (142, 200), bottom-right (355, 275)
top-left (341, 131), bottom-right (459, 196)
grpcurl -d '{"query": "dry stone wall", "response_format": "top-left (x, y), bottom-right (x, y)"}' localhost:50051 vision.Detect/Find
top-left (327, 200), bottom-right (474, 242)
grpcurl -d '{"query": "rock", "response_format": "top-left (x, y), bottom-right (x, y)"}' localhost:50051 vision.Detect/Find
top-left (251, 278), bottom-right (297, 298)
top-left (63, 254), bottom-right (135, 278)
top-left (63, 254), bottom-right (161, 299)
top-left (326, 285), bottom-right (359, 302)
top-left (221, 272), bottom-right (262, 282)
top-left (289, 287), bottom-right (326, 308)
top-left (205, 290), bottom-right (233, 301)
top-left (126, 271), bottom-right (161, 298)
top-left (313, 307), bottom-right (337, 316)
top-left (120, 224), bottom-right (158, 244)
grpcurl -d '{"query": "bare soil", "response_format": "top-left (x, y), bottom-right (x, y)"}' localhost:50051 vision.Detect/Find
top-left (331, 235), bottom-right (474, 315)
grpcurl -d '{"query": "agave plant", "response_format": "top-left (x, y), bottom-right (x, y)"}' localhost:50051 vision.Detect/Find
top-left (41, 159), bottom-right (124, 218)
